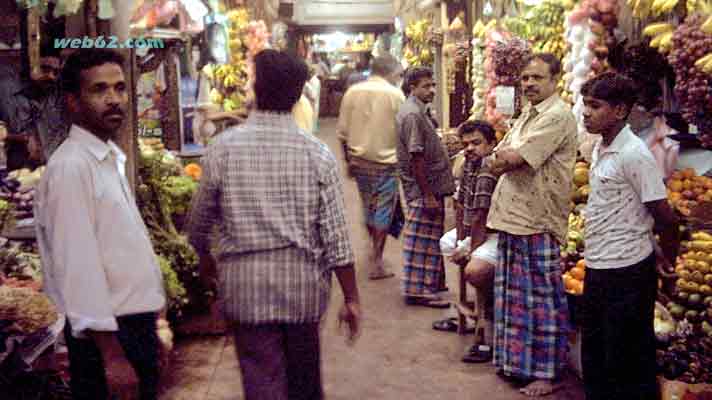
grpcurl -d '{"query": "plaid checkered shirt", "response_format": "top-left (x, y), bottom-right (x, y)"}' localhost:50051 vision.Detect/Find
top-left (455, 158), bottom-right (497, 228)
top-left (186, 111), bottom-right (355, 324)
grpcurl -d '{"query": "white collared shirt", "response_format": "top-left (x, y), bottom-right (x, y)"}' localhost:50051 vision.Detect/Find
top-left (35, 125), bottom-right (165, 337)
top-left (584, 125), bottom-right (667, 269)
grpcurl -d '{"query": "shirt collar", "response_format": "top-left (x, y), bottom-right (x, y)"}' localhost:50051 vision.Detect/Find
top-left (599, 124), bottom-right (635, 155)
top-left (247, 110), bottom-right (299, 131)
top-left (408, 95), bottom-right (429, 113)
top-left (69, 124), bottom-right (124, 162)
top-left (524, 93), bottom-right (561, 116)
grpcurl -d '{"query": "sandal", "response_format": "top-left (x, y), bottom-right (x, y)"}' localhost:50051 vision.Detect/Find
top-left (461, 344), bottom-right (493, 363)
top-left (404, 296), bottom-right (450, 309)
top-left (368, 271), bottom-right (395, 280)
top-left (432, 317), bottom-right (475, 333)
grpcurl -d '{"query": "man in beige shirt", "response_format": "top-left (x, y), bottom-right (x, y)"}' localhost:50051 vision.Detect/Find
top-left (338, 54), bottom-right (405, 279)
top-left (485, 54), bottom-right (577, 397)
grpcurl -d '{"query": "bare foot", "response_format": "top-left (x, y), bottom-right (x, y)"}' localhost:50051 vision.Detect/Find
top-left (519, 380), bottom-right (562, 397)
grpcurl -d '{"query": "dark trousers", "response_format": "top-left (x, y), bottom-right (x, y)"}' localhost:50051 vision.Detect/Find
top-left (64, 313), bottom-right (160, 400)
top-left (582, 253), bottom-right (657, 400)
top-left (234, 323), bottom-right (323, 400)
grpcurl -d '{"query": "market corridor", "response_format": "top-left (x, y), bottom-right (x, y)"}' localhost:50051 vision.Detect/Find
top-left (158, 118), bottom-right (586, 400)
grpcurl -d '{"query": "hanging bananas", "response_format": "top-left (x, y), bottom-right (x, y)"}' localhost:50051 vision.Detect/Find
top-left (644, 23), bottom-right (675, 54)
top-left (695, 53), bottom-right (712, 74)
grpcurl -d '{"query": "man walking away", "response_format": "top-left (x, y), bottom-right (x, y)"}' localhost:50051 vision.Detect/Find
top-left (187, 49), bottom-right (361, 400)
top-left (396, 67), bottom-right (455, 308)
top-left (338, 54), bottom-right (405, 280)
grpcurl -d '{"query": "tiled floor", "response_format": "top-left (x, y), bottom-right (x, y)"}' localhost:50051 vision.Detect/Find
top-left (158, 119), bottom-right (586, 400)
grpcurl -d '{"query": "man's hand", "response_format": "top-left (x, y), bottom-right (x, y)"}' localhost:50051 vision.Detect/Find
top-left (450, 252), bottom-right (470, 267)
top-left (337, 301), bottom-right (362, 345)
top-left (105, 355), bottom-right (139, 400)
top-left (198, 254), bottom-right (218, 294)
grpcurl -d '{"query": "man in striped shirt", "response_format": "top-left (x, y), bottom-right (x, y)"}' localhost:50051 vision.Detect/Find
top-left (187, 49), bottom-right (361, 400)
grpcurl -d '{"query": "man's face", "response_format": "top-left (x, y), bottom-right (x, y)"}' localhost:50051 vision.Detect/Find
top-left (70, 63), bottom-right (128, 139)
top-left (521, 59), bottom-right (558, 106)
top-left (33, 56), bottom-right (61, 91)
top-left (461, 130), bottom-right (495, 160)
top-left (627, 104), bottom-right (654, 134)
top-left (410, 77), bottom-right (436, 104)
top-left (583, 95), bottom-right (624, 136)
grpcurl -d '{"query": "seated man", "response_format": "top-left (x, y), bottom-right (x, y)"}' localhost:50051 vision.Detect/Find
top-left (433, 120), bottom-right (499, 363)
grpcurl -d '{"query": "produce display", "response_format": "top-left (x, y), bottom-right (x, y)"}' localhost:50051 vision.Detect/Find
top-left (666, 169), bottom-right (712, 217)
top-left (204, 7), bottom-right (251, 112)
top-left (0, 285), bottom-right (57, 335)
top-left (561, 160), bottom-right (591, 296)
top-left (0, 167), bottom-right (45, 222)
top-left (403, 19), bottom-right (434, 67)
top-left (443, 16), bottom-right (468, 94)
top-left (470, 20), bottom-right (496, 121)
top-left (136, 143), bottom-right (207, 321)
top-left (527, 1), bottom-right (569, 60)
top-left (667, 12), bottom-right (712, 148)
top-left (483, 30), bottom-right (532, 135)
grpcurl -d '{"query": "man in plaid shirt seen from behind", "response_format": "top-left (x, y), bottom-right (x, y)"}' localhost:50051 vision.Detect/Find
top-left (186, 49), bottom-right (361, 400)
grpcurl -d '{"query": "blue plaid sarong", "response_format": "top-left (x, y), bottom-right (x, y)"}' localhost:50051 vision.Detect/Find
top-left (351, 162), bottom-right (404, 238)
top-left (493, 232), bottom-right (570, 380)
top-left (401, 198), bottom-right (445, 296)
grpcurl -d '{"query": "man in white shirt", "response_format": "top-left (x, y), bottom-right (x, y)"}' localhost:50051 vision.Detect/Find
top-left (581, 72), bottom-right (680, 400)
top-left (35, 49), bottom-right (166, 400)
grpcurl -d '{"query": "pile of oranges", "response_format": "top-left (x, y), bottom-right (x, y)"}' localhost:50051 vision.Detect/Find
top-left (563, 259), bottom-right (586, 295)
top-left (667, 168), bottom-right (712, 217)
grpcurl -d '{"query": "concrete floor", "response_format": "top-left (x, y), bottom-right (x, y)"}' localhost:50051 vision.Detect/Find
top-left (159, 119), bottom-right (586, 400)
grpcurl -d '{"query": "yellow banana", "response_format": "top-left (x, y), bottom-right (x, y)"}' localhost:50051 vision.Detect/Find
top-left (651, 0), bottom-right (668, 14)
top-left (704, 57), bottom-right (712, 74)
top-left (695, 54), bottom-right (712, 70)
top-left (701, 15), bottom-right (712, 34)
top-left (651, 31), bottom-right (673, 49)
top-left (643, 22), bottom-right (674, 36)
top-left (660, 0), bottom-right (679, 13)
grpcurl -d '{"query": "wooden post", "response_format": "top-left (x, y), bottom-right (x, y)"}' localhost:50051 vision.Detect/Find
top-left (115, 48), bottom-right (139, 191)
top-left (163, 47), bottom-right (182, 152)
top-left (26, 5), bottom-right (40, 81)
top-left (85, 0), bottom-right (98, 37)
top-left (440, 1), bottom-right (450, 132)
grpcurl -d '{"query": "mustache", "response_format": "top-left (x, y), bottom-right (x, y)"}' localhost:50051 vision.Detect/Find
top-left (103, 108), bottom-right (125, 118)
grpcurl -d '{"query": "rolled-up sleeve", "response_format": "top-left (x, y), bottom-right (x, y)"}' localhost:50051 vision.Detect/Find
top-left (37, 162), bottom-right (118, 338)
top-left (317, 154), bottom-right (355, 269)
top-left (186, 144), bottom-right (222, 255)
top-left (402, 114), bottom-right (425, 154)
top-left (512, 113), bottom-right (571, 170)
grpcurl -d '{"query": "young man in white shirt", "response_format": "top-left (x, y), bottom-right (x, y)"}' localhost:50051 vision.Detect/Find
top-left (581, 72), bottom-right (680, 400)
top-left (35, 49), bottom-right (166, 400)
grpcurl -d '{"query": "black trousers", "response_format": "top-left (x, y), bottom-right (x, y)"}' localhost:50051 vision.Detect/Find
top-left (64, 312), bottom-right (160, 400)
top-left (582, 253), bottom-right (657, 400)
top-left (233, 323), bottom-right (323, 400)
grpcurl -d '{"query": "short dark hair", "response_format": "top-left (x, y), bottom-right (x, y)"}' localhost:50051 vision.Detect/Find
top-left (581, 72), bottom-right (637, 113)
top-left (370, 54), bottom-right (401, 77)
top-left (527, 53), bottom-right (561, 78)
top-left (403, 67), bottom-right (433, 96)
top-left (458, 120), bottom-right (497, 143)
top-left (254, 49), bottom-right (309, 112)
top-left (60, 49), bottom-right (125, 94)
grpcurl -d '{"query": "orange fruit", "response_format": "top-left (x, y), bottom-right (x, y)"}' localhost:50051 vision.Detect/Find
top-left (682, 168), bottom-right (696, 179)
top-left (573, 280), bottom-right (584, 295)
top-left (576, 259), bottom-right (586, 270)
top-left (669, 192), bottom-right (682, 204)
top-left (570, 267), bottom-right (586, 280)
top-left (563, 274), bottom-right (576, 291)
top-left (668, 179), bottom-right (683, 193)
top-left (683, 179), bottom-right (694, 191)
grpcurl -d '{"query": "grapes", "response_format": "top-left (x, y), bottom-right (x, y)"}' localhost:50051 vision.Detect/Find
top-left (668, 14), bottom-right (712, 147)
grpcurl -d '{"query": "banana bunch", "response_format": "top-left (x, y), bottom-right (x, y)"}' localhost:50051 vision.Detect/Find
top-left (405, 20), bottom-right (430, 44)
top-left (643, 22), bottom-right (675, 54)
top-left (687, 0), bottom-right (712, 15)
top-left (209, 88), bottom-right (223, 105)
top-left (695, 53), bottom-right (712, 74)
top-left (227, 8), bottom-right (249, 29)
top-left (628, 0), bottom-right (653, 19)
top-left (703, 14), bottom-right (712, 34)
top-left (472, 19), bottom-right (497, 39)
top-left (535, 37), bottom-right (567, 58)
top-left (652, 0), bottom-right (679, 16)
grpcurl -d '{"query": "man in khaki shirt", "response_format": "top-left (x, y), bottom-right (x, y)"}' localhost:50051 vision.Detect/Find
top-left (485, 54), bottom-right (576, 397)
top-left (338, 54), bottom-right (405, 279)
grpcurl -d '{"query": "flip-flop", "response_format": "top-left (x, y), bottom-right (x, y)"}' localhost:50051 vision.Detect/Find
top-left (368, 272), bottom-right (395, 280)
top-left (462, 344), bottom-right (493, 363)
top-left (432, 317), bottom-right (475, 333)
top-left (404, 296), bottom-right (450, 308)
